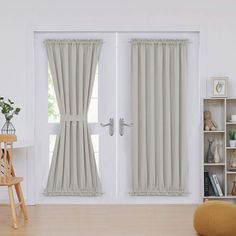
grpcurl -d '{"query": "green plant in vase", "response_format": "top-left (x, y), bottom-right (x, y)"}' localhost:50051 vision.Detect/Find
top-left (0, 97), bottom-right (21, 134)
top-left (229, 130), bottom-right (236, 148)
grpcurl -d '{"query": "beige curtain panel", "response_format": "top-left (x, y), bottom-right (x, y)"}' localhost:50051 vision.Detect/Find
top-left (44, 39), bottom-right (102, 196)
top-left (131, 39), bottom-right (188, 196)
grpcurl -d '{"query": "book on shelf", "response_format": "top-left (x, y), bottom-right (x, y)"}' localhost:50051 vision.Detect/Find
top-left (212, 174), bottom-right (223, 197)
top-left (204, 171), bottom-right (224, 197)
top-left (204, 171), bottom-right (210, 196)
top-left (209, 175), bottom-right (219, 196)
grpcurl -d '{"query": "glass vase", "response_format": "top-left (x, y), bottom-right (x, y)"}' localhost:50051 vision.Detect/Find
top-left (206, 139), bottom-right (214, 163)
top-left (1, 121), bottom-right (16, 134)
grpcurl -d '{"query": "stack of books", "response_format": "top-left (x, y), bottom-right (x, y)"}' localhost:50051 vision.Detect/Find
top-left (204, 171), bottom-right (223, 197)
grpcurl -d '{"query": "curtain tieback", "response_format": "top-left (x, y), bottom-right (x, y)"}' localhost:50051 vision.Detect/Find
top-left (61, 114), bottom-right (86, 122)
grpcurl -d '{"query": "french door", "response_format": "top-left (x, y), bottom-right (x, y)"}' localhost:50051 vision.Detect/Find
top-left (34, 31), bottom-right (199, 204)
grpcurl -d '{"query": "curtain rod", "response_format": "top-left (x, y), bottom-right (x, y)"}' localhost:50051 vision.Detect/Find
top-left (44, 39), bottom-right (103, 44)
top-left (43, 39), bottom-right (191, 44)
top-left (35, 30), bottom-right (199, 34)
top-left (129, 39), bottom-right (191, 44)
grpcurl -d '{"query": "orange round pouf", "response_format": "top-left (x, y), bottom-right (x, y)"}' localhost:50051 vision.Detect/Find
top-left (193, 201), bottom-right (236, 236)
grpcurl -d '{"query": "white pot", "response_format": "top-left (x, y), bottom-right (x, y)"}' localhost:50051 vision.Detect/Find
top-left (230, 140), bottom-right (236, 147)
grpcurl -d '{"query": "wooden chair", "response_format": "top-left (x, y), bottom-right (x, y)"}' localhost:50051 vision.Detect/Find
top-left (0, 134), bottom-right (28, 229)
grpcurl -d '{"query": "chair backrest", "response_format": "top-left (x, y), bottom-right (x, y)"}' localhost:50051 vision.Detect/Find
top-left (0, 135), bottom-right (17, 180)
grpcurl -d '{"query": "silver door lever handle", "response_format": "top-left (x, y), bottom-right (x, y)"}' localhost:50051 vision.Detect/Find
top-left (119, 118), bottom-right (133, 136)
top-left (100, 118), bottom-right (114, 136)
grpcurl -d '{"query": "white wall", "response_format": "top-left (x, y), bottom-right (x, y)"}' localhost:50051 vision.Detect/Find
top-left (0, 0), bottom-right (236, 204)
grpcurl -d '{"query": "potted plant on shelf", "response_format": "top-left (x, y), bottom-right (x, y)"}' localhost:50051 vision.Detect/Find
top-left (0, 97), bottom-right (20, 134)
top-left (229, 130), bottom-right (236, 147)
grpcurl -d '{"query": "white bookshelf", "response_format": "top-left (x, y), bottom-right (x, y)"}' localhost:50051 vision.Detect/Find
top-left (202, 98), bottom-right (236, 201)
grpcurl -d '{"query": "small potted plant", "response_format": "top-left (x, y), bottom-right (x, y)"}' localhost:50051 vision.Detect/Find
top-left (229, 130), bottom-right (236, 147)
top-left (0, 97), bottom-right (20, 134)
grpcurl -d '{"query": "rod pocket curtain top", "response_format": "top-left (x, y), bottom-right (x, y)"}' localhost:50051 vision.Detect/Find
top-left (131, 39), bottom-right (188, 196)
top-left (44, 39), bottom-right (102, 196)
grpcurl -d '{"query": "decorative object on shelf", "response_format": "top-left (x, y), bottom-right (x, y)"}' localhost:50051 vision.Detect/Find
top-left (228, 130), bottom-right (236, 147)
top-left (214, 144), bottom-right (221, 163)
top-left (228, 114), bottom-right (236, 123)
top-left (229, 150), bottom-right (236, 171)
top-left (204, 111), bottom-right (217, 131)
top-left (231, 181), bottom-right (236, 196)
top-left (0, 97), bottom-right (20, 134)
top-left (212, 77), bottom-right (228, 97)
top-left (206, 139), bottom-right (215, 163)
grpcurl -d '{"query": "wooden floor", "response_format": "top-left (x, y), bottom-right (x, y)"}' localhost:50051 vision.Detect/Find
top-left (0, 204), bottom-right (198, 236)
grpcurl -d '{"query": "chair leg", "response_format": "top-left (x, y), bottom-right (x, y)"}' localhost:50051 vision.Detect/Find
top-left (8, 186), bottom-right (18, 229)
top-left (15, 183), bottom-right (28, 220)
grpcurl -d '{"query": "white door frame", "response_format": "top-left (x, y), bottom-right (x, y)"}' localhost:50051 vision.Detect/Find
top-left (28, 27), bottom-right (205, 204)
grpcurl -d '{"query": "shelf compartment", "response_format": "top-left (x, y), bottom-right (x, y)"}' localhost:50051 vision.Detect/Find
top-left (203, 99), bottom-right (225, 131)
top-left (204, 166), bottom-right (225, 197)
top-left (226, 148), bottom-right (236, 172)
top-left (226, 124), bottom-right (236, 147)
top-left (226, 174), bottom-right (236, 196)
top-left (226, 99), bottom-right (236, 122)
top-left (204, 133), bottom-right (225, 163)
